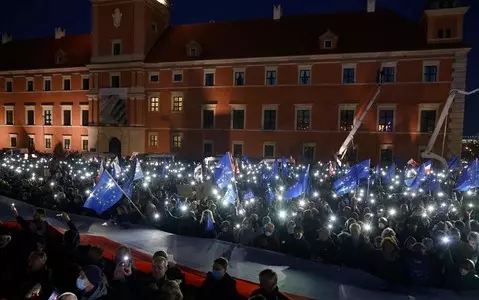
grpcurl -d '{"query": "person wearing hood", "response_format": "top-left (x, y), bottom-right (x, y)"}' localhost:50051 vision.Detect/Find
top-left (75, 265), bottom-right (109, 300)
top-left (199, 257), bottom-right (238, 300)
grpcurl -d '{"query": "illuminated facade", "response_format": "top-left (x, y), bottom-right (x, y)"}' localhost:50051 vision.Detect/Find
top-left (0, 0), bottom-right (470, 163)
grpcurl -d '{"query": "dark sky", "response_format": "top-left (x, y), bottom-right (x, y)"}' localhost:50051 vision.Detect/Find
top-left (0, 0), bottom-right (477, 134)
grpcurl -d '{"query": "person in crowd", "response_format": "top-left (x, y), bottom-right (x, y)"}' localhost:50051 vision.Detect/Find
top-left (142, 255), bottom-right (170, 299)
top-left (159, 279), bottom-right (183, 300)
top-left (58, 292), bottom-right (79, 300)
top-left (250, 269), bottom-right (289, 300)
top-left (340, 223), bottom-right (371, 270)
top-left (448, 259), bottom-right (479, 290)
top-left (311, 226), bottom-right (339, 264)
top-left (199, 257), bottom-right (238, 300)
top-left (12, 206), bottom-right (49, 237)
top-left (286, 226), bottom-right (310, 260)
top-left (75, 265), bottom-right (109, 300)
top-left (218, 221), bottom-right (235, 243)
top-left (254, 222), bottom-right (280, 252)
top-left (405, 242), bottom-right (433, 286)
top-left (152, 250), bottom-right (185, 284)
top-left (199, 210), bottom-right (217, 239)
top-left (236, 217), bottom-right (256, 246)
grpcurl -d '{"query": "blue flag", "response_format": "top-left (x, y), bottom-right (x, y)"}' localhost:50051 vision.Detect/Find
top-left (133, 159), bottom-right (144, 181)
top-left (447, 155), bottom-right (459, 170)
top-left (84, 171), bottom-right (125, 214)
top-left (284, 165), bottom-right (310, 200)
top-left (383, 163), bottom-right (396, 184)
top-left (204, 213), bottom-right (215, 232)
top-left (265, 184), bottom-right (274, 202)
top-left (405, 161), bottom-right (431, 190)
top-left (243, 188), bottom-right (255, 200)
top-left (456, 159), bottom-right (479, 191)
top-left (222, 183), bottom-right (237, 205)
top-left (333, 160), bottom-right (370, 195)
top-left (215, 153), bottom-right (234, 190)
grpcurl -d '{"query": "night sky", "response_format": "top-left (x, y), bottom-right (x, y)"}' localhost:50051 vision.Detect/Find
top-left (0, 0), bottom-right (477, 134)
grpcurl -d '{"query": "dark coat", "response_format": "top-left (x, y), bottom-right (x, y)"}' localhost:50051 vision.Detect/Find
top-left (253, 234), bottom-right (280, 252)
top-left (250, 287), bottom-right (290, 300)
top-left (199, 272), bottom-right (238, 300)
top-left (311, 237), bottom-right (339, 264)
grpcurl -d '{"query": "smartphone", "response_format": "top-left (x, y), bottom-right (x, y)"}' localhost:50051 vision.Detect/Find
top-left (48, 290), bottom-right (59, 300)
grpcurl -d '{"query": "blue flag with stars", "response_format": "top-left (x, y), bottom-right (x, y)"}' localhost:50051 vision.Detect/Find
top-left (214, 153), bottom-right (234, 190)
top-left (84, 171), bottom-right (125, 214)
top-left (333, 160), bottom-right (370, 195)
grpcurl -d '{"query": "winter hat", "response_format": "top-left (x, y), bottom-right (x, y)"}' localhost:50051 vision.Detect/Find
top-left (0, 235), bottom-right (11, 248)
top-left (83, 265), bottom-right (103, 285)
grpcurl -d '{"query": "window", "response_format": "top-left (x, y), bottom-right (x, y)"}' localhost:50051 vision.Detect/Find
top-left (44, 78), bottom-right (51, 91)
top-left (63, 77), bottom-right (71, 91)
top-left (445, 29), bottom-right (451, 38)
top-left (202, 107), bottom-right (215, 129)
top-left (381, 65), bottom-right (396, 83)
top-left (5, 107), bottom-right (14, 125)
top-left (380, 145), bottom-right (393, 163)
top-left (342, 64), bottom-right (356, 84)
top-left (231, 107), bottom-right (245, 129)
top-left (295, 106), bottom-right (311, 131)
top-left (9, 134), bottom-right (17, 148)
top-left (420, 110), bottom-right (437, 133)
top-left (172, 96), bottom-right (183, 112)
top-left (81, 136), bottom-right (89, 151)
top-left (324, 40), bottom-right (332, 49)
top-left (438, 29), bottom-right (444, 39)
top-left (62, 107), bottom-right (72, 126)
top-left (203, 141), bottom-right (213, 157)
top-left (152, 23), bottom-right (157, 32)
top-left (263, 143), bottom-right (275, 158)
top-left (172, 134), bottom-right (182, 148)
top-left (423, 64), bottom-right (438, 82)
top-left (81, 108), bottom-right (89, 126)
top-left (303, 143), bottom-right (316, 160)
top-left (149, 133), bottom-right (158, 147)
top-left (265, 69), bottom-right (277, 86)
top-left (26, 78), bottom-right (34, 92)
top-left (173, 71), bottom-right (183, 83)
top-left (63, 136), bottom-right (71, 150)
top-left (5, 79), bottom-right (12, 92)
top-left (82, 77), bottom-right (90, 90)
top-left (44, 135), bottom-right (52, 149)
top-left (234, 70), bottom-right (245, 86)
top-left (262, 106), bottom-right (277, 130)
top-left (233, 142), bottom-right (243, 157)
top-left (111, 74), bottom-right (120, 88)
top-left (27, 135), bottom-right (35, 149)
top-left (149, 72), bottom-right (159, 83)
top-left (43, 106), bottom-right (52, 125)
top-left (112, 41), bottom-right (122, 56)
top-left (378, 109), bottom-right (394, 132)
top-left (299, 68), bottom-right (311, 85)
top-left (188, 47), bottom-right (198, 57)
top-left (339, 107), bottom-right (355, 131)
top-left (149, 97), bottom-right (159, 112)
top-left (204, 71), bottom-right (215, 86)
top-left (26, 107), bottom-right (35, 125)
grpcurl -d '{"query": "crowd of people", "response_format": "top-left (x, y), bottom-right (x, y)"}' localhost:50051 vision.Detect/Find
top-left (1, 152), bottom-right (479, 299)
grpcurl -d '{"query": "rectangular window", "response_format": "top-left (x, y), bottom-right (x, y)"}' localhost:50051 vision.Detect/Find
top-left (27, 135), bottom-right (34, 149)
top-left (340, 109), bottom-right (355, 131)
top-left (342, 67), bottom-right (356, 84)
top-left (303, 144), bottom-right (316, 160)
top-left (263, 109), bottom-right (277, 130)
top-left (263, 144), bottom-right (275, 158)
top-left (380, 146), bottom-right (393, 163)
top-left (82, 77), bottom-right (90, 90)
top-left (172, 96), bottom-right (183, 112)
top-left (63, 78), bottom-right (71, 91)
top-left (149, 133), bottom-right (158, 147)
top-left (43, 109), bottom-right (52, 125)
top-left (324, 40), bottom-right (332, 48)
top-left (382, 66), bottom-right (395, 83)
top-left (378, 109), bottom-right (394, 132)
top-left (203, 141), bottom-right (213, 157)
top-left (26, 109), bottom-right (35, 125)
top-left (173, 71), bottom-right (183, 83)
top-left (10, 135), bottom-right (17, 148)
top-left (234, 71), bottom-right (245, 86)
top-left (202, 109), bottom-right (215, 129)
top-left (82, 109), bottom-right (89, 126)
top-left (420, 110), bottom-right (436, 133)
top-left (204, 72), bottom-right (215, 86)
top-left (266, 70), bottom-right (277, 86)
top-left (149, 97), bottom-right (159, 112)
top-left (233, 143), bottom-right (243, 157)
top-left (26, 79), bottom-right (34, 91)
top-left (112, 42), bottom-right (122, 56)
top-left (111, 75), bottom-right (120, 88)
top-left (149, 73), bottom-right (159, 83)
top-left (5, 79), bottom-right (13, 92)
top-left (63, 109), bottom-right (72, 126)
top-left (231, 109), bottom-right (245, 129)
top-left (63, 137), bottom-right (71, 150)
top-left (45, 135), bottom-right (52, 149)
top-left (299, 69), bottom-right (311, 85)
top-left (82, 137), bottom-right (89, 151)
top-left (296, 108), bottom-right (311, 131)
top-left (44, 78), bottom-right (51, 91)
top-left (172, 134), bottom-right (182, 148)
top-left (5, 109), bottom-right (14, 125)
top-left (423, 65), bottom-right (438, 82)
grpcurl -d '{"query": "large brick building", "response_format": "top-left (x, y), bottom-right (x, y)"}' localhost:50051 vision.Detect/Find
top-left (0, 0), bottom-right (470, 163)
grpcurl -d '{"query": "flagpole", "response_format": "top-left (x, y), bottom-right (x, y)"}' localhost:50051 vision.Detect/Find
top-left (106, 170), bottom-right (144, 218)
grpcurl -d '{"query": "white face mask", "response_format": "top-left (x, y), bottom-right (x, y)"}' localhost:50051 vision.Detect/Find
top-left (265, 231), bottom-right (273, 237)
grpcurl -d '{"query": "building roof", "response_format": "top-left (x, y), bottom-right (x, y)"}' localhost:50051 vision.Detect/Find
top-left (0, 34), bottom-right (91, 71)
top-left (145, 9), bottom-right (468, 63)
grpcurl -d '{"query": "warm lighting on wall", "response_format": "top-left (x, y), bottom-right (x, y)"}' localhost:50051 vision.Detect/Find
top-left (157, 0), bottom-right (168, 6)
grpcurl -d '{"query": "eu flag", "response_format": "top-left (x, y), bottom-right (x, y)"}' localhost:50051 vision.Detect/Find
top-left (214, 153), bottom-right (234, 190)
top-left (447, 155), bottom-right (459, 170)
top-left (284, 164), bottom-right (310, 200)
top-left (84, 171), bottom-right (125, 214)
top-left (456, 159), bottom-right (479, 191)
top-left (333, 160), bottom-right (370, 195)
top-left (405, 160), bottom-right (431, 190)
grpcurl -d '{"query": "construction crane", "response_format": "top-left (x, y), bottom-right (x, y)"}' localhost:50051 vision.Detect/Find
top-left (421, 88), bottom-right (479, 168)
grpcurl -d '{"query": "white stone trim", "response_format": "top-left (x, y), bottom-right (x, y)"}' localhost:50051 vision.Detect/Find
top-left (298, 65), bottom-right (312, 85)
top-left (341, 63), bottom-right (357, 84)
top-left (62, 135), bottom-right (72, 150)
top-left (233, 68), bottom-right (246, 86)
top-left (149, 71), bottom-right (160, 82)
top-left (172, 70), bottom-right (183, 83)
top-left (203, 69), bottom-right (216, 86)
top-left (263, 142), bottom-right (276, 158)
top-left (264, 66), bottom-right (278, 86)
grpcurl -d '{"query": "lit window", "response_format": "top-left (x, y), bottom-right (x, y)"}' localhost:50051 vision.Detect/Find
top-left (149, 133), bottom-right (158, 147)
top-left (44, 135), bottom-right (52, 149)
top-left (149, 97), bottom-right (159, 112)
top-left (339, 109), bottom-right (354, 131)
top-left (172, 96), bottom-right (183, 112)
top-left (172, 134), bottom-right (182, 148)
top-left (378, 109), bottom-right (394, 132)
top-left (296, 108), bottom-right (311, 130)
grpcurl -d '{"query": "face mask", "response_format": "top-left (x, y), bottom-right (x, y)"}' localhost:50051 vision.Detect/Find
top-left (379, 224), bottom-right (385, 229)
top-left (265, 232), bottom-right (273, 237)
top-left (76, 278), bottom-right (88, 290)
top-left (211, 270), bottom-right (224, 280)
